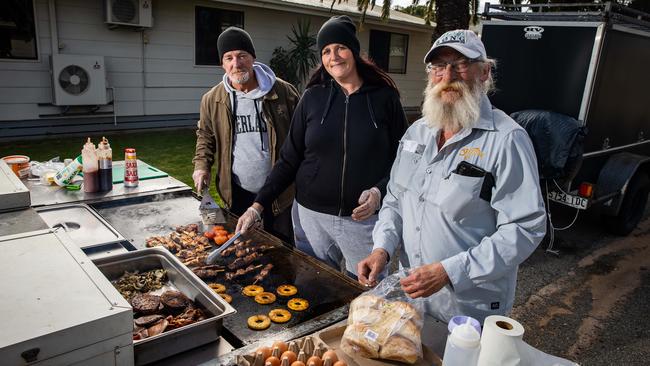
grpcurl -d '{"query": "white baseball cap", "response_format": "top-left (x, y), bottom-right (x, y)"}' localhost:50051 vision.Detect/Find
top-left (424, 29), bottom-right (487, 63)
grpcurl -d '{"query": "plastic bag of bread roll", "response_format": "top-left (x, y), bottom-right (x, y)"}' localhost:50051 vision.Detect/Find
top-left (340, 270), bottom-right (425, 364)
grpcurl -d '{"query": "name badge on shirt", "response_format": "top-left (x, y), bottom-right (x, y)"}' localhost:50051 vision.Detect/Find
top-left (402, 139), bottom-right (425, 154)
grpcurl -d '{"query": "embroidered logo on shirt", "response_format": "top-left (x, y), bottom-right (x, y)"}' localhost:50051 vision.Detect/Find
top-left (459, 147), bottom-right (484, 159)
top-left (491, 302), bottom-right (500, 310)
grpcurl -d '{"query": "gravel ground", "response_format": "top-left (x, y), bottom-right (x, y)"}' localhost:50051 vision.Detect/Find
top-left (512, 203), bottom-right (650, 365)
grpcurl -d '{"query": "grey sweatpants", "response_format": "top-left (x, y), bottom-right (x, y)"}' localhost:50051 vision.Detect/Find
top-left (292, 201), bottom-right (379, 278)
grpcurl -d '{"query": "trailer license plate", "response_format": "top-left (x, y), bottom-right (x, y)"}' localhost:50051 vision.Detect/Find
top-left (548, 191), bottom-right (588, 210)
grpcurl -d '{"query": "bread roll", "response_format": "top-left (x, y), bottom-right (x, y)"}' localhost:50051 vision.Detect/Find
top-left (379, 335), bottom-right (419, 364)
top-left (340, 323), bottom-right (379, 359)
top-left (343, 296), bottom-right (422, 363)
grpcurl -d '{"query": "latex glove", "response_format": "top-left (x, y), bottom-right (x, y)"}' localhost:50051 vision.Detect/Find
top-left (357, 248), bottom-right (389, 287)
top-left (235, 204), bottom-right (263, 234)
top-left (192, 169), bottom-right (210, 192)
top-left (351, 187), bottom-right (381, 221)
top-left (400, 263), bottom-right (450, 298)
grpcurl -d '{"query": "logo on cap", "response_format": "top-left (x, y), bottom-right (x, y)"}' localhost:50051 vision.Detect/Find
top-left (435, 30), bottom-right (467, 46)
top-left (524, 26), bottom-right (544, 40)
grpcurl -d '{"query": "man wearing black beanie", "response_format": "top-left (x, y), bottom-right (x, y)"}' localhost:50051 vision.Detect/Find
top-left (193, 26), bottom-right (300, 244)
top-left (217, 26), bottom-right (256, 60)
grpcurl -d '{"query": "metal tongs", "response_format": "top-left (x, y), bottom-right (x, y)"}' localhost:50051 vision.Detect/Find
top-left (205, 231), bottom-right (242, 264)
top-left (199, 185), bottom-right (226, 225)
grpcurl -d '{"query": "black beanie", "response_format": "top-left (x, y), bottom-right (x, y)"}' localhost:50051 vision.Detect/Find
top-left (317, 15), bottom-right (360, 56)
top-left (217, 27), bottom-right (256, 60)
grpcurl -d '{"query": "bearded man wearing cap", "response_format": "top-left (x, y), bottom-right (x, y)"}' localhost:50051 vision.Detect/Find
top-left (192, 27), bottom-right (300, 243)
top-left (358, 30), bottom-right (547, 323)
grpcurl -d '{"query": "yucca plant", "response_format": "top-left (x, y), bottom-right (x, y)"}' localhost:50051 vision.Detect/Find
top-left (286, 19), bottom-right (319, 89)
top-left (270, 19), bottom-right (318, 90)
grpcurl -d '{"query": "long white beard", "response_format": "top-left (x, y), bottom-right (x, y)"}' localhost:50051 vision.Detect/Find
top-left (422, 79), bottom-right (483, 132)
top-left (229, 71), bottom-right (251, 85)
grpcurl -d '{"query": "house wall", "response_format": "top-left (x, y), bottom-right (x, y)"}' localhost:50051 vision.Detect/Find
top-left (0, 0), bottom-right (429, 128)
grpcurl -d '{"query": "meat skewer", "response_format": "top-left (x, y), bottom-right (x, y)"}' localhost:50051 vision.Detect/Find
top-left (225, 264), bottom-right (263, 281)
top-left (227, 251), bottom-right (262, 270)
top-left (253, 263), bottom-right (274, 284)
top-left (235, 244), bottom-right (274, 258)
top-left (220, 239), bottom-right (252, 257)
top-left (192, 264), bottom-right (224, 271)
top-left (192, 267), bottom-right (225, 279)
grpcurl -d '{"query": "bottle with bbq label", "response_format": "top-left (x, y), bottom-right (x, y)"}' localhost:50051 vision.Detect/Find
top-left (124, 148), bottom-right (139, 188)
top-left (82, 138), bottom-right (99, 193)
top-left (97, 136), bottom-right (113, 191)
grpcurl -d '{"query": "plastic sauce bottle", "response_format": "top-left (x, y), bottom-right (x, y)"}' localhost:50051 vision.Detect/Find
top-left (442, 317), bottom-right (481, 366)
top-left (82, 138), bottom-right (99, 193)
top-left (53, 155), bottom-right (83, 186)
top-left (97, 136), bottom-right (113, 191)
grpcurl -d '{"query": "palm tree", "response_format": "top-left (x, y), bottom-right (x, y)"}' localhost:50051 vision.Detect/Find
top-left (327, 0), bottom-right (479, 38)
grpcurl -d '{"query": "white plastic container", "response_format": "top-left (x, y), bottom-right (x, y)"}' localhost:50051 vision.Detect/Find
top-left (53, 155), bottom-right (83, 186)
top-left (442, 316), bottom-right (481, 366)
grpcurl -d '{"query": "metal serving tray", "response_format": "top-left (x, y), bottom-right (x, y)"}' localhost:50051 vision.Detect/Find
top-left (36, 203), bottom-right (125, 249)
top-left (93, 247), bottom-right (236, 365)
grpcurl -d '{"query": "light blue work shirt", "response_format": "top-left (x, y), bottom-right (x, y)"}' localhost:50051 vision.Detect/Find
top-left (373, 95), bottom-right (546, 323)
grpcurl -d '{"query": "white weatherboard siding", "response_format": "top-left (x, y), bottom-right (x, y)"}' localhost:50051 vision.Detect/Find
top-left (0, 0), bottom-right (430, 124)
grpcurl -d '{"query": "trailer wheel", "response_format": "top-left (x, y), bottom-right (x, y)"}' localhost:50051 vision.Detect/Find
top-left (605, 173), bottom-right (650, 235)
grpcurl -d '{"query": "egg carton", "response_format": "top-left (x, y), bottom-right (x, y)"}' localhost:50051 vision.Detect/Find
top-left (237, 335), bottom-right (344, 366)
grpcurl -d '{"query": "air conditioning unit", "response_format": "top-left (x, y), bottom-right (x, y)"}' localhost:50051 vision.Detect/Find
top-left (105, 0), bottom-right (152, 28)
top-left (50, 54), bottom-right (108, 106)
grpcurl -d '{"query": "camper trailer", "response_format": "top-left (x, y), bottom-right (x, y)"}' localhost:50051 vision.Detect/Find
top-left (482, 2), bottom-right (650, 235)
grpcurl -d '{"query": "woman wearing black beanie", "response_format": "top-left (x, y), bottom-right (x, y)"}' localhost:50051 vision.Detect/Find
top-left (238, 15), bottom-right (408, 279)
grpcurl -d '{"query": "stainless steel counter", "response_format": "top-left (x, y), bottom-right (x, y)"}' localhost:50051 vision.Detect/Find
top-left (0, 207), bottom-right (49, 236)
top-left (0, 229), bottom-right (134, 365)
top-left (24, 163), bottom-right (190, 208)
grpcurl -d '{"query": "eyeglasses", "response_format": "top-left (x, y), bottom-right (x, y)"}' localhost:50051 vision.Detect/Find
top-left (426, 58), bottom-right (481, 76)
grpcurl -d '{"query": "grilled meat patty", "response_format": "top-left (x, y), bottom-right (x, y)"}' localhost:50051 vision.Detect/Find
top-left (160, 290), bottom-right (190, 310)
top-left (134, 314), bottom-right (164, 327)
top-left (131, 293), bottom-right (161, 314)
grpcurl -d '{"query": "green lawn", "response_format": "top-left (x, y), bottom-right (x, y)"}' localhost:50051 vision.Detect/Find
top-left (1, 128), bottom-right (222, 203)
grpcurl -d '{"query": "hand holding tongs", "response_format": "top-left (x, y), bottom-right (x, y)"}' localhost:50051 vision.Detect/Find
top-left (205, 231), bottom-right (242, 264)
top-left (205, 206), bottom-right (262, 264)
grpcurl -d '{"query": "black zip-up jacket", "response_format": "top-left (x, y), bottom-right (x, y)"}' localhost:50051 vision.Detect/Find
top-left (256, 79), bottom-right (408, 216)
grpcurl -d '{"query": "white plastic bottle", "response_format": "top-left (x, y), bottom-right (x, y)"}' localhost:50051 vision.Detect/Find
top-left (53, 155), bottom-right (83, 186)
top-left (442, 317), bottom-right (481, 366)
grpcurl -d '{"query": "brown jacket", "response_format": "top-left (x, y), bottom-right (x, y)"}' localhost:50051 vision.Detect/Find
top-left (192, 78), bottom-right (299, 216)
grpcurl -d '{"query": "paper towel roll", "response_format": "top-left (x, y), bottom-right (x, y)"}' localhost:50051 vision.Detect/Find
top-left (477, 315), bottom-right (579, 366)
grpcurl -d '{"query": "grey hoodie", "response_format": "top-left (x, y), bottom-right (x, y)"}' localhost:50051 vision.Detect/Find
top-left (224, 62), bottom-right (276, 194)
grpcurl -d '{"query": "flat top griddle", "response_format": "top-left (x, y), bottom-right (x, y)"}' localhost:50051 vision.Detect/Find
top-left (93, 192), bottom-right (364, 347)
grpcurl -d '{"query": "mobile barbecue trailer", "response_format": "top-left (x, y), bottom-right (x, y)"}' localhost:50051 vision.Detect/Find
top-left (481, 2), bottom-right (650, 235)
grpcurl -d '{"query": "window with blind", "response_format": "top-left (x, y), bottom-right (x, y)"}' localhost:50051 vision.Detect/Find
top-left (369, 30), bottom-right (408, 74)
top-left (0, 0), bottom-right (38, 60)
top-left (195, 6), bottom-right (244, 66)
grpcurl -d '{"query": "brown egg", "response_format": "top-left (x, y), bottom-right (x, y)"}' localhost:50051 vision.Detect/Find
top-left (332, 361), bottom-right (347, 366)
top-left (272, 340), bottom-right (289, 354)
top-left (291, 362), bottom-right (306, 366)
top-left (257, 346), bottom-right (272, 361)
top-left (265, 356), bottom-right (281, 366)
top-left (321, 350), bottom-right (338, 363)
top-left (306, 356), bottom-right (322, 366)
top-left (281, 351), bottom-right (297, 364)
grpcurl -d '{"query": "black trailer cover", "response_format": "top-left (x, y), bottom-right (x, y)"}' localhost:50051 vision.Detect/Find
top-left (511, 109), bottom-right (586, 180)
